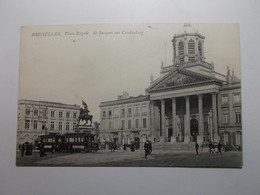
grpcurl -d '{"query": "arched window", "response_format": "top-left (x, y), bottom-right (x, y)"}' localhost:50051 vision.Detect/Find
top-left (198, 41), bottom-right (203, 56)
top-left (188, 39), bottom-right (195, 54)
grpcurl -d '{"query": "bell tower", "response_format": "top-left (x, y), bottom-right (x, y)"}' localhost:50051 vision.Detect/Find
top-left (172, 24), bottom-right (205, 66)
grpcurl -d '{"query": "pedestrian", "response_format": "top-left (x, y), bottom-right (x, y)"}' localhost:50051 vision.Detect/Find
top-left (29, 143), bottom-right (33, 155)
top-left (21, 143), bottom-right (25, 157)
top-left (51, 143), bottom-right (55, 154)
top-left (195, 142), bottom-right (199, 155)
top-left (144, 140), bottom-right (151, 159)
top-left (69, 144), bottom-right (73, 154)
top-left (110, 142), bottom-right (115, 152)
top-left (217, 141), bottom-right (222, 155)
top-left (130, 142), bottom-right (135, 152)
top-left (148, 140), bottom-right (152, 155)
top-left (39, 143), bottom-right (47, 157)
top-left (209, 141), bottom-right (214, 154)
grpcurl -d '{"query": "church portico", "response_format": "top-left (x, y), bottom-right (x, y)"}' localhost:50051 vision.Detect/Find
top-left (150, 91), bottom-right (220, 144)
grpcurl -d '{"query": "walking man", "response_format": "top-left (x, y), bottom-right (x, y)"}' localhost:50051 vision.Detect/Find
top-left (217, 141), bottom-right (222, 155)
top-left (195, 142), bottom-right (199, 155)
top-left (209, 141), bottom-right (214, 154)
top-left (144, 140), bottom-right (151, 159)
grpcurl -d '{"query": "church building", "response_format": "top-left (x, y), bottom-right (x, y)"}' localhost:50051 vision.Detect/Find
top-left (100, 25), bottom-right (242, 147)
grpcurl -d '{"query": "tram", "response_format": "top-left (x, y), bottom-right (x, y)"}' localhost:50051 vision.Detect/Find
top-left (39, 132), bottom-right (99, 153)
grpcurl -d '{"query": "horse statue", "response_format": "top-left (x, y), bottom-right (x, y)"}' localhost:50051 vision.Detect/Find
top-left (77, 107), bottom-right (93, 126)
top-left (77, 112), bottom-right (93, 126)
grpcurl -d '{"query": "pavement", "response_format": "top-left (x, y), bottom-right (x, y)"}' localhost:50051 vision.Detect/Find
top-left (35, 149), bottom-right (154, 166)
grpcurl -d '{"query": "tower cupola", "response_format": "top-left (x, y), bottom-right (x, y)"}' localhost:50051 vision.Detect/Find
top-left (172, 24), bottom-right (205, 66)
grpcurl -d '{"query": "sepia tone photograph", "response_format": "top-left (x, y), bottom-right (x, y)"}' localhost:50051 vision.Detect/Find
top-left (16, 23), bottom-right (242, 168)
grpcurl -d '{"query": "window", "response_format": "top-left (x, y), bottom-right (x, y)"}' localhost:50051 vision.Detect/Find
top-left (59, 111), bottom-right (63, 118)
top-left (113, 108), bottom-right (118, 116)
top-left (34, 109), bottom-right (38, 116)
top-left (142, 105), bottom-right (148, 114)
top-left (188, 39), bottom-right (195, 54)
top-left (233, 94), bottom-right (241, 104)
top-left (143, 118), bottom-right (147, 128)
top-left (221, 96), bottom-right (228, 105)
top-left (135, 119), bottom-right (139, 128)
top-left (103, 111), bottom-right (106, 117)
top-left (223, 113), bottom-right (229, 124)
top-left (51, 121), bottom-right (55, 130)
top-left (42, 121), bottom-right (46, 130)
top-left (128, 108), bottom-right (132, 115)
top-left (25, 120), bottom-right (30, 129)
top-left (108, 110), bottom-right (112, 116)
top-left (42, 109), bottom-right (47, 117)
top-left (66, 112), bottom-right (70, 118)
top-left (235, 112), bottom-right (241, 124)
top-left (114, 119), bottom-right (118, 129)
top-left (51, 111), bottom-right (55, 117)
top-left (25, 109), bottom-right (30, 115)
top-left (59, 122), bottom-right (63, 131)
top-left (66, 122), bottom-right (70, 131)
top-left (73, 112), bottom-right (77, 119)
top-left (135, 106), bottom-right (139, 115)
top-left (33, 120), bottom-right (38, 129)
top-left (128, 120), bottom-right (131, 129)
top-left (121, 108), bottom-right (125, 115)
top-left (121, 120), bottom-right (125, 129)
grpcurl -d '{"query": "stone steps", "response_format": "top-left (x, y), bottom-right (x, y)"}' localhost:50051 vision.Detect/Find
top-left (153, 142), bottom-right (196, 151)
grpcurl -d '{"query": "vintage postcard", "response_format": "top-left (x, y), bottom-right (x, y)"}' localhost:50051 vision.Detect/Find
top-left (16, 23), bottom-right (242, 167)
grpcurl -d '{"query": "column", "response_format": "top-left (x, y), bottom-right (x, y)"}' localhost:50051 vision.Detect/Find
top-left (160, 99), bottom-right (166, 142)
top-left (198, 94), bottom-right (204, 143)
top-left (212, 93), bottom-right (219, 142)
top-left (150, 101), bottom-right (155, 141)
top-left (185, 96), bottom-right (190, 142)
top-left (171, 97), bottom-right (177, 142)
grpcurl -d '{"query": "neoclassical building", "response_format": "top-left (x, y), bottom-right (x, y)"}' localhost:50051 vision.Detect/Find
top-left (100, 25), bottom-right (242, 147)
top-left (17, 100), bottom-right (80, 146)
top-left (100, 92), bottom-right (150, 147)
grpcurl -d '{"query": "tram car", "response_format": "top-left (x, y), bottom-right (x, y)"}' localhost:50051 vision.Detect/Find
top-left (39, 132), bottom-right (99, 153)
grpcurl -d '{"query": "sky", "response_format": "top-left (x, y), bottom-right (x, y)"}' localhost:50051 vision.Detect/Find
top-left (18, 23), bottom-right (241, 122)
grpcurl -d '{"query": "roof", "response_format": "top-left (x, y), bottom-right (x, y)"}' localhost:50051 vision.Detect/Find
top-left (18, 99), bottom-right (80, 110)
top-left (146, 68), bottom-right (223, 93)
top-left (100, 95), bottom-right (150, 107)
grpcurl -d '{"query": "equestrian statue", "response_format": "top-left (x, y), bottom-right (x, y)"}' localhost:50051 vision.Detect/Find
top-left (77, 98), bottom-right (93, 126)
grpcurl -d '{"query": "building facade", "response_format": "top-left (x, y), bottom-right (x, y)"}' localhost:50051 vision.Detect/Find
top-left (17, 100), bottom-right (80, 146)
top-left (100, 92), bottom-right (150, 147)
top-left (100, 25), bottom-right (242, 147)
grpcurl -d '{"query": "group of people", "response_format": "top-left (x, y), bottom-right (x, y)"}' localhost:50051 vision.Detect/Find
top-left (195, 140), bottom-right (223, 155)
top-left (20, 142), bottom-right (33, 157)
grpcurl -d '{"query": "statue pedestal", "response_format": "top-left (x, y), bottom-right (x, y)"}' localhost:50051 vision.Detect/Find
top-left (75, 125), bottom-right (93, 134)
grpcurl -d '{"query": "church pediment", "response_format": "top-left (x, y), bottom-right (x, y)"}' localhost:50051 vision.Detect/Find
top-left (164, 73), bottom-right (204, 87)
top-left (148, 69), bottom-right (219, 92)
